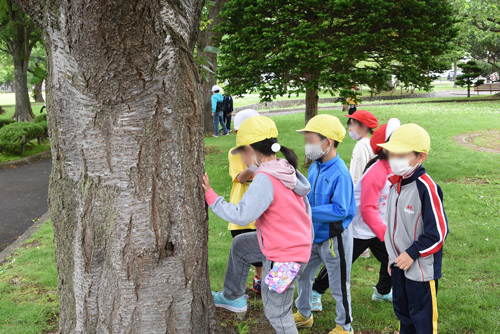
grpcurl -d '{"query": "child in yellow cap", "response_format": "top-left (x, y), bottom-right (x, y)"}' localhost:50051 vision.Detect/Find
top-left (294, 114), bottom-right (356, 334)
top-left (203, 116), bottom-right (313, 334)
top-left (227, 109), bottom-right (263, 293)
top-left (378, 123), bottom-right (449, 334)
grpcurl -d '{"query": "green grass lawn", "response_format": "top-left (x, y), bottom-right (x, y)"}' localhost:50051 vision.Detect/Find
top-left (231, 80), bottom-right (467, 108)
top-left (241, 95), bottom-right (499, 114)
top-left (206, 101), bottom-right (500, 333)
top-left (0, 101), bottom-right (499, 333)
top-left (0, 220), bottom-right (58, 334)
top-left (0, 103), bottom-right (46, 120)
top-left (0, 93), bottom-right (18, 106)
top-left (0, 93), bottom-right (46, 107)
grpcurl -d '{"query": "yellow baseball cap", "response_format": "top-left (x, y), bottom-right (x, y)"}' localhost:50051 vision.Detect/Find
top-left (296, 114), bottom-right (346, 142)
top-left (377, 123), bottom-right (430, 153)
top-left (231, 116), bottom-right (278, 154)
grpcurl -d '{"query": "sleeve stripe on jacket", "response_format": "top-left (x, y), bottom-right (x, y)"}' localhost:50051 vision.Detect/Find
top-left (418, 174), bottom-right (448, 257)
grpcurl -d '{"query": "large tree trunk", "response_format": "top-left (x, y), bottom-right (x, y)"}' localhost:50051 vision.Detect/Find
top-left (305, 86), bottom-right (319, 124)
top-left (11, 42), bottom-right (35, 121)
top-left (304, 72), bottom-right (320, 124)
top-left (33, 80), bottom-right (44, 102)
top-left (197, 0), bottom-right (227, 135)
top-left (15, 1), bottom-right (221, 333)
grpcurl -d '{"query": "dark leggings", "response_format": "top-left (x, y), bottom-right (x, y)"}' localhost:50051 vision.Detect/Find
top-left (312, 237), bottom-right (392, 295)
top-left (231, 229), bottom-right (263, 267)
top-left (224, 113), bottom-right (232, 131)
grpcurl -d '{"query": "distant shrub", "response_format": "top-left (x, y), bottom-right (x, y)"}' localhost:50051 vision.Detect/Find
top-left (33, 114), bottom-right (47, 123)
top-left (0, 122), bottom-right (45, 153)
top-left (0, 118), bottom-right (15, 129)
top-left (34, 114), bottom-right (48, 134)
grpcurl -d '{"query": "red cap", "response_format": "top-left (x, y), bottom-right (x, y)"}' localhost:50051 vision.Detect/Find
top-left (370, 124), bottom-right (387, 154)
top-left (345, 110), bottom-right (379, 129)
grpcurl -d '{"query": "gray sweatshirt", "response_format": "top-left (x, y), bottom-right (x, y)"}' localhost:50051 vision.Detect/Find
top-left (209, 170), bottom-right (312, 226)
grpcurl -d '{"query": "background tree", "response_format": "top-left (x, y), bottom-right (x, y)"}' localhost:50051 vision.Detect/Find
top-left (216, 0), bottom-right (457, 123)
top-left (0, 0), bottom-right (41, 121)
top-left (453, 0), bottom-right (500, 76)
top-left (14, 0), bottom-right (222, 332)
top-left (0, 51), bottom-right (14, 91)
top-left (196, 0), bottom-right (227, 134)
top-left (455, 60), bottom-right (485, 97)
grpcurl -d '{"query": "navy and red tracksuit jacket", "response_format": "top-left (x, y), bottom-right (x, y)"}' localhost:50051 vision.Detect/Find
top-left (384, 166), bottom-right (449, 282)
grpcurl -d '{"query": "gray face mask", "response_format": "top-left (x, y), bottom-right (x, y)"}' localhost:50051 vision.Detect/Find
top-left (305, 140), bottom-right (330, 161)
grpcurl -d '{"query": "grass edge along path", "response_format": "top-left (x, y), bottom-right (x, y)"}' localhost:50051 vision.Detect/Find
top-left (0, 220), bottom-right (58, 334)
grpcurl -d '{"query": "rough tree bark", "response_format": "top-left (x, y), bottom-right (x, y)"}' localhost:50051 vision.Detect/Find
top-left (304, 72), bottom-right (320, 125)
top-left (12, 47), bottom-right (35, 121)
top-left (305, 87), bottom-right (319, 125)
top-left (15, 1), bottom-right (221, 333)
top-left (196, 0), bottom-right (227, 134)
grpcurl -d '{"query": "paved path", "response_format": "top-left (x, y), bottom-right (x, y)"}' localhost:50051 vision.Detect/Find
top-left (0, 158), bottom-right (51, 251)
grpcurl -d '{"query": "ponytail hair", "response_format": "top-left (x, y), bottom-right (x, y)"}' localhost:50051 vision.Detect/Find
top-left (363, 149), bottom-right (388, 173)
top-left (279, 145), bottom-right (298, 170)
top-left (250, 138), bottom-right (298, 170)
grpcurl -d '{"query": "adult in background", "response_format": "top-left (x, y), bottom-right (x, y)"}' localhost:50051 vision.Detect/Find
top-left (212, 84), bottom-right (228, 137)
top-left (223, 94), bottom-right (234, 132)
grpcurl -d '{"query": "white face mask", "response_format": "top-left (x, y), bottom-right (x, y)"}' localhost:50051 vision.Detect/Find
top-left (349, 130), bottom-right (362, 141)
top-left (247, 154), bottom-right (260, 172)
top-left (305, 140), bottom-right (330, 161)
top-left (389, 156), bottom-right (421, 176)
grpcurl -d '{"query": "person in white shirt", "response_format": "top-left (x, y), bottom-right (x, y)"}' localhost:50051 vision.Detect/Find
top-left (346, 109), bottom-right (379, 259)
top-left (345, 110), bottom-right (379, 185)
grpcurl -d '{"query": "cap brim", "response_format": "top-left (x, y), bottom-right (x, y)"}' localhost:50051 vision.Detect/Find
top-left (296, 128), bottom-right (307, 134)
top-left (344, 114), bottom-right (355, 118)
top-left (377, 142), bottom-right (414, 154)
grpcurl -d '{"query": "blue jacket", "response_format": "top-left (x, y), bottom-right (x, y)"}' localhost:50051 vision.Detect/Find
top-left (211, 93), bottom-right (224, 114)
top-left (307, 154), bottom-right (357, 244)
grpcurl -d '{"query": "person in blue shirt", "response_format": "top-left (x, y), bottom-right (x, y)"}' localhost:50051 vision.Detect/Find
top-left (211, 84), bottom-right (228, 137)
top-left (294, 114), bottom-right (357, 334)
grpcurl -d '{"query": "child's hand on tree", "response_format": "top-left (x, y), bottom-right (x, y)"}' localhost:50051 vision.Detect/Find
top-left (394, 252), bottom-right (414, 271)
top-left (202, 173), bottom-right (212, 192)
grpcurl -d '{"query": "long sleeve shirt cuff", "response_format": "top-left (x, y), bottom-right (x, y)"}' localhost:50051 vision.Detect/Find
top-left (406, 245), bottom-right (421, 260)
top-left (205, 188), bottom-right (219, 206)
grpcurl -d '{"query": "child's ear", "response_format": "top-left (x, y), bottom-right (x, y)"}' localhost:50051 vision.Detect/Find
top-left (417, 152), bottom-right (428, 163)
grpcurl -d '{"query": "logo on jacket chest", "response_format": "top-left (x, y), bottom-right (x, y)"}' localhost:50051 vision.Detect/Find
top-left (403, 205), bottom-right (415, 215)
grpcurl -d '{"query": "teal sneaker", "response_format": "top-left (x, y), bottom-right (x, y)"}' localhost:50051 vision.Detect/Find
top-left (371, 288), bottom-right (393, 302)
top-left (312, 290), bottom-right (323, 312)
top-left (211, 291), bottom-right (247, 313)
